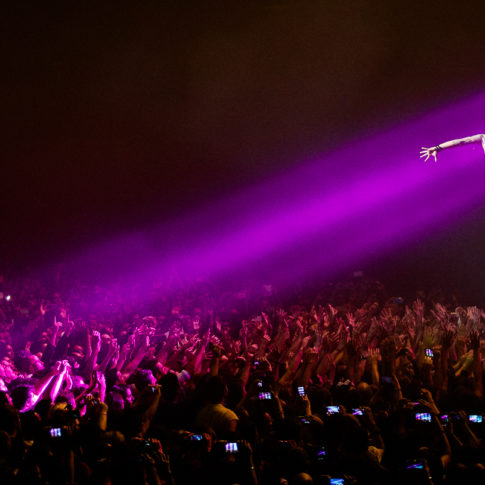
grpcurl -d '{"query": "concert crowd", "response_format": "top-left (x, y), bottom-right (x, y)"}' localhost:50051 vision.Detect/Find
top-left (0, 272), bottom-right (484, 485)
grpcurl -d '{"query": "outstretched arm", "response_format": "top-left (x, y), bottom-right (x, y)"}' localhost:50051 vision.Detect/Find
top-left (420, 134), bottom-right (485, 162)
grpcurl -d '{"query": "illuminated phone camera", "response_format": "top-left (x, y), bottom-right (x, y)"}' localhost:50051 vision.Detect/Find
top-left (415, 413), bottom-right (431, 422)
top-left (326, 406), bottom-right (339, 415)
top-left (225, 442), bottom-right (238, 453)
top-left (49, 427), bottom-right (63, 438)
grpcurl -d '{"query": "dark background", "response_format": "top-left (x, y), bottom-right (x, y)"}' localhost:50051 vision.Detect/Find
top-left (3, 1), bottom-right (485, 301)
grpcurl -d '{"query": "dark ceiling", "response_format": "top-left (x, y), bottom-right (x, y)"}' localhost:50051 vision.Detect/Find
top-left (3, 1), bottom-right (485, 300)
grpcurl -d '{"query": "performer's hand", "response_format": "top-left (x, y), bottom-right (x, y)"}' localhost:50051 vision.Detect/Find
top-left (420, 146), bottom-right (438, 162)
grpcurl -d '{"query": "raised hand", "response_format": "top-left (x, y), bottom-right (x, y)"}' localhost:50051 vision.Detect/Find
top-left (441, 327), bottom-right (455, 350)
top-left (128, 332), bottom-right (136, 349)
top-left (328, 304), bottom-right (338, 319)
top-left (96, 370), bottom-right (106, 388)
top-left (276, 308), bottom-right (287, 318)
top-left (466, 306), bottom-right (482, 332)
top-left (211, 344), bottom-right (221, 358)
top-left (420, 146), bottom-right (439, 162)
top-left (368, 348), bottom-right (380, 363)
top-left (411, 300), bottom-right (425, 329)
top-left (63, 319), bottom-right (75, 336)
top-left (469, 331), bottom-right (480, 351)
top-left (303, 347), bottom-right (318, 365)
top-left (419, 387), bottom-right (440, 415)
top-left (412, 299), bottom-right (424, 317)
top-left (120, 341), bottom-right (131, 358)
top-left (40, 300), bottom-right (48, 316)
top-left (326, 332), bottom-right (340, 351)
top-left (346, 312), bottom-right (356, 328)
top-left (109, 338), bottom-right (118, 353)
top-left (64, 363), bottom-right (73, 390)
top-left (141, 334), bottom-right (150, 349)
top-left (455, 306), bottom-right (467, 325)
top-left (381, 307), bottom-right (393, 321)
top-left (433, 303), bottom-right (448, 322)
top-left (92, 330), bottom-right (101, 354)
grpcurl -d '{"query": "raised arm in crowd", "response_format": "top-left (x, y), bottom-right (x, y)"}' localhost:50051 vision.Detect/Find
top-left (0, 273), bottom-right (485, 484)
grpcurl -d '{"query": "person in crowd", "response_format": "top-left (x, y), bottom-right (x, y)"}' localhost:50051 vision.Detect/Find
top-left (0, 271), bottom-right (484, 484)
